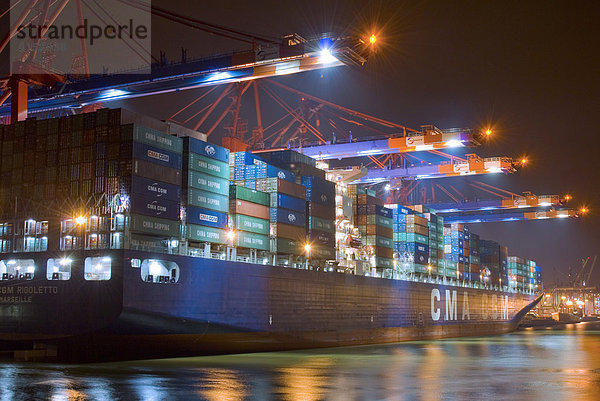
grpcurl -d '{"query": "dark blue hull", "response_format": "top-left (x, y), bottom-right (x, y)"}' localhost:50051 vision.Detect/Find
top-left (0, 250), bottom-right (541, 360)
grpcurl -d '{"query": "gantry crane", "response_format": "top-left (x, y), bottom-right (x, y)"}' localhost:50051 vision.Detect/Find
top-left (0, 1), bottom-right (373, 121)
top-left (327, 154), bottom-right (516, 185)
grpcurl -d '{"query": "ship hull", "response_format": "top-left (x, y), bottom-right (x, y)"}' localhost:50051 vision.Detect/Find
top-left (0, 250), bottom-right (541, 360)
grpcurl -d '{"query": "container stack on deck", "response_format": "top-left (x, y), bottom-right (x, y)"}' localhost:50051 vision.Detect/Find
top-left (254, 150), bottom-right (336, 263)
top-left (182, 137), bottom-right (230, 251)
top-left (478, 239), bottom-right (501, 286)
top-left (0, 112), bottom-right (544, 291)
top-left (507, 256), bottom-right (526, 290)
top-left (391, 205), bottom-right (430, 274)
top-left (467, 233), bottom-right (480, 281)
top-left (302, 175), bottom-right (336, 261)
top-left (354, 187), bottom-right (393, 272)
top-left (425, 211), bottom-right (445, 276)
top-left (230, 151), bottom-right (306, 259)
top-left (409, 205), bottom-right (445, 275)
top-left (228, 185), bottom-right (270, 253)
top-left (125, 122), bottom-right (184, 253)
top-left (443, 223), bottom-right (469, 280)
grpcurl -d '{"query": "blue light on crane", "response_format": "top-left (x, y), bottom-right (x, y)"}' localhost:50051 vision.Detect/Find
top-left (318, 37), bottom-right (337, 64)
top-left (99, 89), bottom-right (128, 100)
top-left (205, 71), bottom-right (233, 83)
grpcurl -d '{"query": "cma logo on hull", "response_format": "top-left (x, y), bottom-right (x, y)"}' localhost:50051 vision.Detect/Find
top-left (430, 289), bottom-right (510, 321)
top-left (205, 145), bottom-right (216, 156)
top-left (287, 213), bottom-right (297, 222)
top-left (277, 171), bottom-right (286, 179)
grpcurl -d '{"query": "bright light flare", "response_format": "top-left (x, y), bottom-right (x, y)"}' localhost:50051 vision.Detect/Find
top-left (304, 244), bottom-right (311, 253)
top-left (485, 129), bottom-right (492, 136)
top-left (319, 48), bottom-right (337, 64)
top-left (227, 230), bottom-right (236, 241)
top-left (521, 157), bottom-right (528, 165)
top-left (75, 216), bottom-right (86, 225)
top-left (564, 194), bottom-right (572, 201)
top-left (580, 207), bottom-right (589, 214)
top-left (369, 34), bottom-right (377, 44)
top-left (445, 140), bottom-right (463, 148)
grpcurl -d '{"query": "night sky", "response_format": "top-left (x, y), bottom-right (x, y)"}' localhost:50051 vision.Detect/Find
top-left (7, 1), bottom-right (600, 285)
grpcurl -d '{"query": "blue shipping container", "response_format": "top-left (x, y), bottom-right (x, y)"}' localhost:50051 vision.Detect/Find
top-left (233, 152), bottom-right (265, 166)
top-left (185, 137), bottom-right (229, 163)
top-left (413, 251), bottom-right (428, 265)
top-left (131, 194), bottom-right (180, 220)
top-left (256, 164), bottom-right (295, 182)
top-left (274, 193), bottom-right (306, 213)
top-left (301, 176), bottom-right (335, 207)
top-left (131, 176), bottom-right (181, 202)
top-left (133, 142), bottom-right (182, 170)
top-left (375, 205), bottom-right (393, 218)
top-left (270, 208), bottom-right (306, 227)
top-left (186, 206), bottom-right (228, 228)
top-left (245, 165), bottom-right (257, 179)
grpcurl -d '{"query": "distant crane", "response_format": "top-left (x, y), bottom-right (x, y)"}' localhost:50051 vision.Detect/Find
top-left (572, 256), bottom-right (597, 288)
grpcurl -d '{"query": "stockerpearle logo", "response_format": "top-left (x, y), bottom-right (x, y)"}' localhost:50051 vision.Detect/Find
top-left (9, 0), bottom-right (151, 75)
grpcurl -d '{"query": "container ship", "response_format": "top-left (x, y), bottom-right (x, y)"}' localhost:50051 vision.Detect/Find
top-left (0, 109), bottom-right (542, 360)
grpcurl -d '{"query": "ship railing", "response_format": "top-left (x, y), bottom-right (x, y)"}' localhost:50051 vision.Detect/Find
top-left (183, 248), bottom-right (539, 295)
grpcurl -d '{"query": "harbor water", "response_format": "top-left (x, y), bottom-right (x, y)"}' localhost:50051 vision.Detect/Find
top-left (2, 323), bottom-right (600, 400)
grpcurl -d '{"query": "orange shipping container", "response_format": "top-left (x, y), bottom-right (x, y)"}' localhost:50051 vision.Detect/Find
top-left (230, 199), bottom-right (270, 220)
top-left (366, 224), bottom-right (393, 237)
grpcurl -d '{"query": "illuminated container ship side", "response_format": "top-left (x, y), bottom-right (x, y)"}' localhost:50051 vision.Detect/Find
top-left (0, 110), bottom-right (542, 361)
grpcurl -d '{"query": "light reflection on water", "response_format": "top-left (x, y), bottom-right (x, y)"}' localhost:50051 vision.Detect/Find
top-left (1, 324), bottom-right (600, 401)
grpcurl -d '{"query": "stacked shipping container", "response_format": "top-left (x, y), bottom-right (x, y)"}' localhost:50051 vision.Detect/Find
top-left (126, 124), bottom-right (184, 251)
top-left (391, 205), bottom-right (430, 274)
top-left (443, 223), bottom-right (469, 279)
top-left (354, 187), bottom-right (393, 270)
top-left (302, 175), bottom-right (336, 260)
top-left (183, 137), bottom-right (230, 247)
top-left (229, 185), bottom-right (270, 251)
top-left (229, 152), bottom-right (305, 256)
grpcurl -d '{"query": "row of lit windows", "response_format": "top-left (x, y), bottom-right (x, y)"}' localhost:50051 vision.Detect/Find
top-left (0, 257), bottom-right (180, 284)
top-left (0, 257), bottom-right (111, 281)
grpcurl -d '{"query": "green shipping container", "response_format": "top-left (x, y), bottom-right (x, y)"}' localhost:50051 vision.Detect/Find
top-left (130, 124), bottom-right (183, 153)
top-left (376, 215), bottom-right (393, 229)
top-left (186, 224), bottom-right (227, 244)
top-left (130, 233), bottom-right (168, 252)
top-left (270, 238), bottom-right (301, 254)
top-left (232, 214), bottom-right (269, 235)
top-left (374, 256), bottom-right (393, 269)
top-left (188, 171), bottom-right (229, 195)
top-left (308, 215), bottom-right (335, 232)
top-left (376, 236), bottom-right (393, 248)
top-left (187, 153), bottom-right (229, 179)
top-left (229, 185), bottom-right (269, 206)
top-left (130, 214), bottom-right (180, 237)
top-left (186, 188), bottom-right (229, 213)
top-left (236, 231), bottom-right (270, 251)
top-left (311, 245), bottom-right (336, 259)
top-left (406, 233), bottom-right (428, 244)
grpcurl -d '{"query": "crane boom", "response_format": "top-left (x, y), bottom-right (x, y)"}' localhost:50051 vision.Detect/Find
top-left (439, 208), bottom-right (578, 224)
top-left (0, 35), bottom-right (369, 118)
top-left (295, 128), bottom-right (479, 160)
top-left (334, 155), bottom-right (515, 184)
